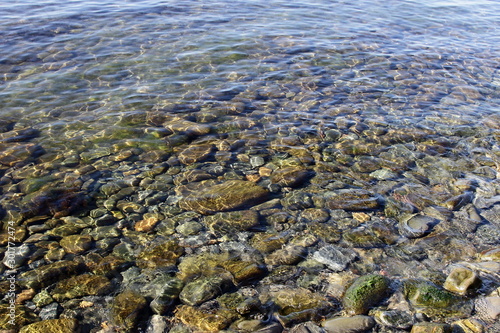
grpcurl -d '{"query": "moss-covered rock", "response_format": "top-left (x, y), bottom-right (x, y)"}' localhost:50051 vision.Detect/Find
top-left (342, 274), bottom-right (391, 315)
top-left (403, 279), bottom-right (473, 318)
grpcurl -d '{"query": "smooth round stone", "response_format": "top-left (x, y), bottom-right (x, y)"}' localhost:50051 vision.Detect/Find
top-left (179, 276), bottom-right (228, 306)
top-left (250, 156), bottom-right (266, 168)
top-left (373, 310), bottom-right (414, 330)
top-left (176, 221), bottom-right (204, 236)
top-left (322, 315), bottom-right (375, 333)
top-left (312, 245), bottom-right (357, 272)
top-left (342, 274), bottom-right (391, 315)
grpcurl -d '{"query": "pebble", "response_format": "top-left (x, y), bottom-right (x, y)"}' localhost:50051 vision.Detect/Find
top-left (321, 315), bottom-right (375, 333)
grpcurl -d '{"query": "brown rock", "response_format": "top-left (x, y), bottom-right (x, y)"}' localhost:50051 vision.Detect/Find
top-left (178, 180), bottom-right (268, 214)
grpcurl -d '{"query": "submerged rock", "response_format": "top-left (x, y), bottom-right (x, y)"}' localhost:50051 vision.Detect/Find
top-left (443, 266), bottom-right (478, 295)
top-left (409, 322), bottom-right (451, 333)
top-left (179, 276), bottom-right (230, 306)
top-left (312, 245), bottom-right (357, 272)
top-left (403, 279), bottom-right (473, 318)
top-left (178, 180), bottom-right (269, 214)
top-left (136, 240), bottom-right (184, 269)
top-left (175, 305), bottom-right (239, 332)
top-left (270, 166), bottom-right (311, 188)
top-left (18, 260), bottom-right (82, 289)
top-left (323, 189), bottom-right (382, 211)
top-left (203, 210), bottom-right (260, 235)
top-left (19, 318), bottom-right (79, 333)
top-left (51, 274), bottom-right (112, 301)
top-left (111, 290), bottom-right (147, 330)
top-left (322, 315), bottom-right (375, 333)
top-left (342, 274), bottom-right (391, 315)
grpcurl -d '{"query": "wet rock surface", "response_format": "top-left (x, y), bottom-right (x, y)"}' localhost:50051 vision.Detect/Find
top-left (0, 1), bottom-right (499, 332)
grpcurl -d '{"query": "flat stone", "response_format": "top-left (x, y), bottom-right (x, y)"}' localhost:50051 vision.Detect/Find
top-left (443, 266), bottom-right (478, 295)
top-left (270, 166), bottom-right (311, 188)
top-left (18, 260), bottom-right (82, 289)
top-left (410, 322), bottom-right (451, 333)
top-left (59, 234), bottom-right (93, 254)
top-left (164, 118), bottom-right (212, 136)
top-left (178, 144), bottom-right (214, 164)
top-left (0, 143), bottom-right (43, 166)
top-left (51, 274), bottom-right (112, 301)
top-left (312, 245), bottom-right (357, 271)
top-left (203, 210), bottom-right (260, 235)
top-left (324, 189), bottom-right (381, 211)
top-left (322, 315), bottom-right (375, 333)
top-left (112, 290), bottom-right (147, 330)
top-left (19, 318), bottom-right (78, 333)
top-left (178, 180), bottom-right (268, 214)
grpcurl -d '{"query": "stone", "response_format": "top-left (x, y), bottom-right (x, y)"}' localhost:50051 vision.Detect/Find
top-left (0, 143), bottom-right (43, 166)
top-left (373, 310), bottom-right (414, 330)
top-left (0, 304), bottom-right (39, 331)
top-left (178, 180), bottom-right (268, 214)
top-left (443, 266), bottom-right (478, 295)
top-left (270, 166), bottom-right (311, 187)
top-left (179, 276), bottom-right (230, 306)
top-left (203, 210), bottom-right (260, 235)
top-left (410, 322), bottom-right (451, 333)
top-left (312, 245), bottom-right (357, 272)
top-left (342, 274), bottom-right (391, 315)
top-left (178, 144), bottom-right (214, 164)
top-left (51, 274), bottom-right (112, 301)
top-left (59, 234), bottom-right (93, 254)
top-left (164, 117), bottom-right (212, 137)
top-left (175, 305), bottom-right (238, 332)
top-left (19, 318), bottom-right (79, 333)
top-left (403, 279), bottom-right (472, 318)
top-left (324, 189), bottom-right (381, 211)
top-left (451, 318), bottom-right (485, 333)
top-left (265, 245), bottom-right (308, 266)
top-left (136, 240), bottom-right (184, 269)
top-left (266, 287), bottom-right (330, 326)
top-left (399, 214), bottom-right (437, 238)
top-left (474, 296), bottom-right (500, 323)
top-left (134, 213), bottom-right (163, 232)
top-left (111, 290), bottom-right (147, 330)
top-left (150, 277), bottom-right (184, 314)
top-left (322, 315), bottom-right (375, 333)
top-left (18, 260), bottom-right (82, 289)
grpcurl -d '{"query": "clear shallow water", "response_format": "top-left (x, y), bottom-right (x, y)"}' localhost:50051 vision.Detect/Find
top-left (1, 0), bottom-right (500, 332)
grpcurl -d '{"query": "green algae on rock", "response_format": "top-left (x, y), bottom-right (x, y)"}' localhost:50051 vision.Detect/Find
top-left (19, 318), bottom-right (79, 333)
top-left (178, 179), bottom-right (268, 214)
top-left (403, 279), bottom-right (473, 318)
top-left (342, 274), bottom-right (391, 315)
